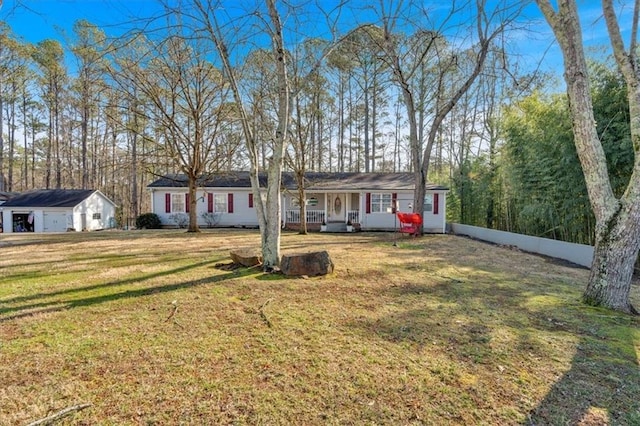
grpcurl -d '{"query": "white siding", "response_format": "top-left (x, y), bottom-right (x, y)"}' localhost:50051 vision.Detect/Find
top-left (422, 191), bottom-right (447, 233)
top-left (361, 190), bottom-right (413, 230)
top-left (1, 209), bottom-right (9, 232)
top-left (150, 188), bottom-right (259, 228)
top-left (360, 190), bottom-right (447, 233)
top-left (149, 187), bottom-right (447, 233)
top-left (73, 191), bottom-right (117, 231)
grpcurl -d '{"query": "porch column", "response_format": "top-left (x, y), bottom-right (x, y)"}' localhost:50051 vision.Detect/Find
top-left (345, 192), bottom-right (349, 223)
top-left (360, 192), bottom-right (365, 227)
top-left (281, 194), bottom-right (286, 226)
top-left (324, 193), bottom-right (327, 223)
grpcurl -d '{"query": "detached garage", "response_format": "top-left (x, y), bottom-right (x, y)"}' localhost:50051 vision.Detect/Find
top-left (0, 189), bottom-right (117, 233)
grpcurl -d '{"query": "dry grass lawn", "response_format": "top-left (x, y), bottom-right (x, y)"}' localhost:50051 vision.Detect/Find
top-left (0, 229), bottom-right (639, 425)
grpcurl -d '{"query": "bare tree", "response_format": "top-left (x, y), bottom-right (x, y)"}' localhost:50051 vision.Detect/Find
top-left (329, 26), bottom-right (388, 173)
top-left (70, 20), bottom-right (107, 189)
top-left (112, 32), bottom-right (227, 232)
top-left (0, 22), bottom-right (20, 192)
top-left (202, 0), bottom-right (290, 267)
top-left (535, 0), bottom-right (639, 314)
top-left (184, 0), bottom-right (345, 269)
top-left (373, 0), bottom-right (522, 220)
top-left (0, 27), bottom-right (28, 192)
top-left (32, 39), bottom-right (67, 189)
top-left (287, 38), bottom-right (333, 234)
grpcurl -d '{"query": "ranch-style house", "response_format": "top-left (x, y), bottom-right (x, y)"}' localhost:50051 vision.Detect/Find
top-left (148, 172), bottom-right (448, 233)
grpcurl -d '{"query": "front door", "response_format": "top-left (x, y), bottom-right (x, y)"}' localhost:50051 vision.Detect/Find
top-left (327, 193), bottom-right (345, 222)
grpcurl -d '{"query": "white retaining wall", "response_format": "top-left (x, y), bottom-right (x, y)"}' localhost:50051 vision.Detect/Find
top-left (450, 223), bottom-right (594, 268)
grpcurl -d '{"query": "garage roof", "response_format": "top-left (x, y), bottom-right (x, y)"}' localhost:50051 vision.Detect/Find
top-left (1, 189), bottom-right (97, 208)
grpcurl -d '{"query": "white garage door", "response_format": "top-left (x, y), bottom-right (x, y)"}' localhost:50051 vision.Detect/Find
top-left (43, 211), bottom-right (68, 232)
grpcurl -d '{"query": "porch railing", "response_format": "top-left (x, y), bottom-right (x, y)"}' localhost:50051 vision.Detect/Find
top-left (285, 209), bottom-right (360, 224)
top-left (285, 209), bottom-right (325, 224)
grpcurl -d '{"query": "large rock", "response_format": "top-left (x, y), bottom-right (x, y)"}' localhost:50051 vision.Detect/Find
top-left (230, 249), bottom-right (262, 267)
top-left (281, 250), bottom-right (334, 276)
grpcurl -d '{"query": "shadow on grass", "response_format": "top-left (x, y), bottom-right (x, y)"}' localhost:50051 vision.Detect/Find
top-left (526, 316), bottom-right (640, 425)
top-left (351, 276), bottom-right (640, 425)
top-left (1, 258), bottom-right (225, 306)
top-left (0, 258), bottom-right (233, 322)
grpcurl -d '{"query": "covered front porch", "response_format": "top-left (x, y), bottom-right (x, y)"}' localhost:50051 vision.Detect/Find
top-left (283, 192), bottom-right (360, 232)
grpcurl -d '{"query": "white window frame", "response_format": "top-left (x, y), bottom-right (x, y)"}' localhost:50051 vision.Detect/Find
top-left (424, 194), bottom-right (433, 212)
top-left (214, 193), bottom-right (228, 213)
top-left (371, 193), bottom-right (393, 213)
top-left (171, 193), bottom-right (185, 213)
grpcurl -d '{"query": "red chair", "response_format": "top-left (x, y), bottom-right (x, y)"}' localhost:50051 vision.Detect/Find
top-left (397, 212), bottom-right (423, 236)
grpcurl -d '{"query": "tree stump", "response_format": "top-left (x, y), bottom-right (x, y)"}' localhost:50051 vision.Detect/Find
top-left (280, 250), bottom-right (334, 276)
top-left (230, 249), bottom-right (263, 267)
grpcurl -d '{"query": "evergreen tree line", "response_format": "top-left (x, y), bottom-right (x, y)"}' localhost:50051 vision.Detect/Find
top-left (451, 61), bottom-right (632, 246)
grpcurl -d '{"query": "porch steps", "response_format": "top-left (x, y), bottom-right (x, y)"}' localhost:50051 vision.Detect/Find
top-left (324, 222), bottom-right (348, 233)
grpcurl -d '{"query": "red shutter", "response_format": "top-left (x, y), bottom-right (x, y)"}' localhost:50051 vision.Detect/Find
top-left (165, 193), bottom-right (171, 213)
top-left (228, 193), bottom-right (234, 213)
top-left (208, 193), bottom-right (213, 213)
top-left (392, 193), bottom-right (397, 213)
top-left (249, 193), bottom-right (254, 208)
top-left (433, 193), bottom-right (439, 215)
top-left (366, 193), bottom-right (371, 214)
top-left (185, 194), bottom-right (190, 213)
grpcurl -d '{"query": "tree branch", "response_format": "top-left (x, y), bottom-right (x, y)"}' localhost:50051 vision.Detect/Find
top-left (26, 403), bottom-right (91, 426)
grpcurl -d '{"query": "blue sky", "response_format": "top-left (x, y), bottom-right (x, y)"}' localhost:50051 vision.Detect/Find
top-left (0, 0), bottom-right (630, 83)
top-left (2, 0), bottom-right (159, 41)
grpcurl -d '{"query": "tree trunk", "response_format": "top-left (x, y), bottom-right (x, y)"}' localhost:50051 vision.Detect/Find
top-left (371, 67), bottom-right (378, 172)
top-left (536, 0), bottom-right (639, 314)
top-left (187, 175), bottom-right (200, 233)
top-left (8, 85), bottom-right (15, 191)
top-left (584, 208), bottom-right (640, 314)
top-left (297, 172), bottom-right (308, 235)
top-left (54, 86), bottom-right (61, 189)
top-left (45, 93), bottom-right (52, 189)
top-left (263, 160), bottom-right (283, 269)
top-left (22, 88), bottom-right (28, 190)
top-left (81, 81), bottom-right (89, 189)
top-left (0, 76), bottom-right (5, 192)
top-left (261, 0), bottom-right (289, 270)
top-left (363, 68), bottom-right (370, 173)
top-left (130, 101), bottom-right (139, 220)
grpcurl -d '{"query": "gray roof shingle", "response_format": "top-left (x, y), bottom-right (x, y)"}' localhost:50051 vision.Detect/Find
top-left (1, 189), bottom-right (97, 208)
top-left (148, 172), bottom-right (448, 191)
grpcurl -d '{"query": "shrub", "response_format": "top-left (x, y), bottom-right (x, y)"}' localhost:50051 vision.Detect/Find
top-left (168, 213), bottom-right (189, 228)
top-left (136, 213), bottom-right (162, 229)
top-left (201, 212), bottom-right (222, 228)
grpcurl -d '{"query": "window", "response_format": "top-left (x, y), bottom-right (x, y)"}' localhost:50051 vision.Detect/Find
top-left (214, 194), bottom-right (227, 213)
top-left (93, 213), bottom-right (101, 220)
top-left (370, 193), bottom-right (392, 213)
top-left (424, 194), bottom-right (433, 212)
top-left (171, 193), bottom-right (185, 213)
